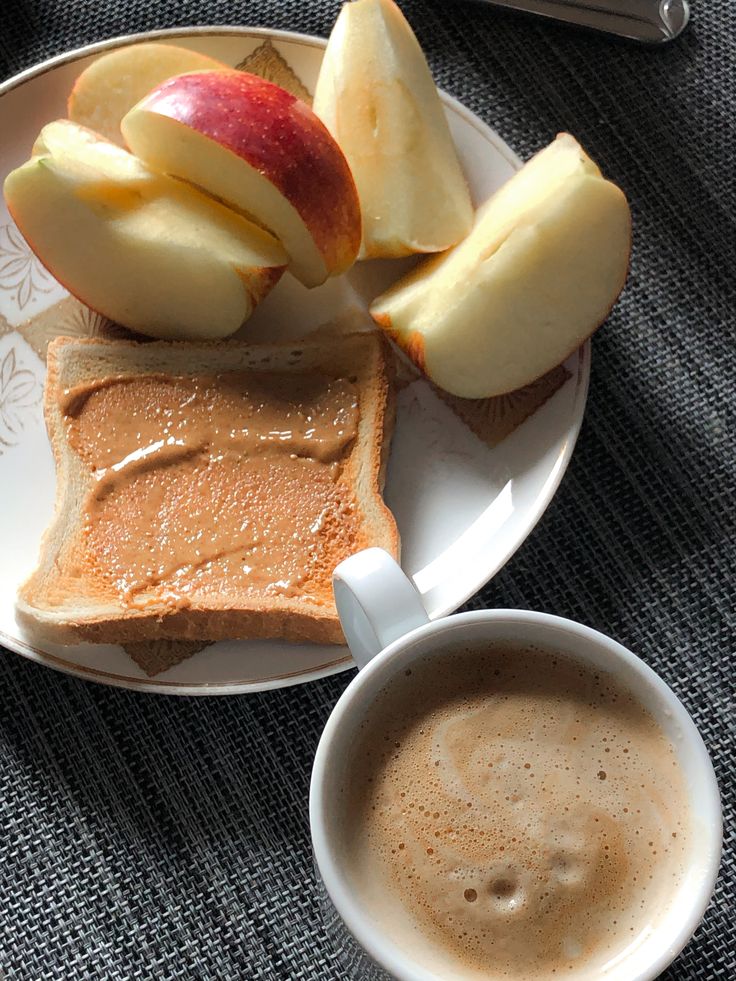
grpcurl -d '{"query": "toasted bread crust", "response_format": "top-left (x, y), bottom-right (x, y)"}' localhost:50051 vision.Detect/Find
top-left (18, 334), bottom-right (398, 646)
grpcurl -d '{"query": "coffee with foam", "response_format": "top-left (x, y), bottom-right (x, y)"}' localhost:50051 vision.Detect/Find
top-left (341, 645), bottom-right (691, 979)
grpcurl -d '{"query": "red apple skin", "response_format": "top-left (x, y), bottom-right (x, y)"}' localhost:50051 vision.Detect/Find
top-left (235, 263), bottom-right (284, 309)
top-left (133, 70), bottom-right (362, 276)
top-left (371, 309), bottom-right (428, 375)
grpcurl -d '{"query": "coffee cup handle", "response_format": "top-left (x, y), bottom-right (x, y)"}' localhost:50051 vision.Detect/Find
top-left (333, 548), bottom-right (430, 669)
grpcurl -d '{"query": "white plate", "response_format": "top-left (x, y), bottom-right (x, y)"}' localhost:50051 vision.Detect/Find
top-left (0, 26), bottom-right (589, 694)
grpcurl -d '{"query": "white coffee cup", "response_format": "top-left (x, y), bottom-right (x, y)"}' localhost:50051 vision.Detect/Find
top-left (310, 548), bottom-right (722, 981)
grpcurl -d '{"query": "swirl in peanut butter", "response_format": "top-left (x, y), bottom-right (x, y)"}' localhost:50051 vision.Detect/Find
top-left (62, 371), bottom-right (361, 607)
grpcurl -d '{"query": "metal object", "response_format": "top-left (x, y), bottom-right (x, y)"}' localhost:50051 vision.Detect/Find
top-left (470, 0), bottom-right (690, 44)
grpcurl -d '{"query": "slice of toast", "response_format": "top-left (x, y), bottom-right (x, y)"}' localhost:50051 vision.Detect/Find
top-left (17, 333), bottom-right (398, 647)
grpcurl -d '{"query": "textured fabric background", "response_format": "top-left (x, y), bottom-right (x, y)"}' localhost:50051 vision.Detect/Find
top-left (0, 2), bottom-right (733, 979)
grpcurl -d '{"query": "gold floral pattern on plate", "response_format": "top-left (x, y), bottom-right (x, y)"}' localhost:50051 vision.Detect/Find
top-left (17, 294), bottom-right (136, 362)
top-left (0, 344), bottom-right (41, 454)
top-left (434, 364), bottom-right (572, 449)
top-left (123, 639), bottom-right (213, 677)
top-left (0, 310), bottom-right (14, 339)
top-left (236, 39), bottom-right (312, 103)
top-left (390, 348), bottom-right (570, 450)
top-left (0, 223), bottom-right (54, 310)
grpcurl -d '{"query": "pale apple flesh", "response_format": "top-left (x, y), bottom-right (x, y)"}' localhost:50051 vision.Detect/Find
top-left (370, 135), bottom-right (632, 399)
top-left (122, 70), bottom-right (361, 288)
top-left (313, 0), bottom-right (473, 260)
top-left (33, 118), bottom-right (150, 184)
top-left (68, 42), bottom-right (228, 145)
top-left (122, 110), bottom-right (329, 286)
top-left (3, 121), bottom-right (287, 340)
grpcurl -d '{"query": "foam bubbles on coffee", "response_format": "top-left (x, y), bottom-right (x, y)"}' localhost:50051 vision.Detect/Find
top-left (343, 645), bottom-right (690, 979)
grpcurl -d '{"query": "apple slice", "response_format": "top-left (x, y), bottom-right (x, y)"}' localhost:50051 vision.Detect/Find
top-left (4, 120), bottom-right (287, 340)
top-left (121, 70), bottom-right (361, 288)
top-left (312, 0), bottom-right (473, 260)
top-left (370, 134), bottom-right (631, 398)
top-left (68, 42), bottom-right (228, 145)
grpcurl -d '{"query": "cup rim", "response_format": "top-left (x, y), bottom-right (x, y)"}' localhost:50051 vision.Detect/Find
top-left (310, 608), bottom-right (722, 981)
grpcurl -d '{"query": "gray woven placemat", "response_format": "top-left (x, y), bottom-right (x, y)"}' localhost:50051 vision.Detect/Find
top-left (0, 2), bottom-right (733, 978)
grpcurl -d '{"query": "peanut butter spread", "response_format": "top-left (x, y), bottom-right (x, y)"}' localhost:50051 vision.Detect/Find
top-left (62, 371), bottom-right (361, 609)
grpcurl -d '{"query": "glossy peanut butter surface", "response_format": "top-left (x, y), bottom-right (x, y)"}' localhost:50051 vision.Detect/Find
top-left (62, 371), bottom-right (360, 608)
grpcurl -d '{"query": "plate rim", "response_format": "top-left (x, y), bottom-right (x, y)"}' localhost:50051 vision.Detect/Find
top-left (0, 25), bottom-right (590, 695)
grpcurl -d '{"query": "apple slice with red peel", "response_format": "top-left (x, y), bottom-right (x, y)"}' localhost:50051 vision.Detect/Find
top-left (122, 70), bottom-right (361, 288)
top-left (312, 0), bottom-right (473, 260)
top-left (68, 42), bottom-right (229, 145)
top-left (370, 134), bottom-right (632, 399)
top-left (4, 120), bottom-right (287, 340)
